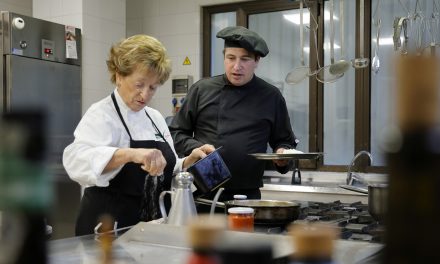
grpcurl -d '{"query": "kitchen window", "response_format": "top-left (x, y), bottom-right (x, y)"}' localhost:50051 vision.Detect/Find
top-left (202, 0), bottom-right (440, 172)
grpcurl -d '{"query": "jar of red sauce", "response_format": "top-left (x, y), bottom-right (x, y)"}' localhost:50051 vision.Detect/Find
top-left (227, 207), bottom-right (254, 232)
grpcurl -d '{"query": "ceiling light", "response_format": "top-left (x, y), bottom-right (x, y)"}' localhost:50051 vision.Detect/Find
top-left (283, 10), bottom-right (338, 25)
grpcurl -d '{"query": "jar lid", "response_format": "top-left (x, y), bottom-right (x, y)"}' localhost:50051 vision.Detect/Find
top-left (228, 207), bottom-right (254, 214)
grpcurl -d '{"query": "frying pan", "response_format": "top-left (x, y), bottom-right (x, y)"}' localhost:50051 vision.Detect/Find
top-left (195, 198), bottom-right (301, 225)
top-left (224, 199), bottom-right (301, 225)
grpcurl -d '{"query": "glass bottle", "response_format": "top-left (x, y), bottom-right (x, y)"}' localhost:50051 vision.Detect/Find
top-left (385, 55), bottom-right (440, 262)
top-left (186, 214), bottom-right (225, 264)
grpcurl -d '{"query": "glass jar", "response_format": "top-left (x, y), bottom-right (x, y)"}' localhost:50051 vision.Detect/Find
top-left (227, 207), bottom-right (254, 232)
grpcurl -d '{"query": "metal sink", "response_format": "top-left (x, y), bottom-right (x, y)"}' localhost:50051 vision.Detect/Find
top-left (263, 171), bottom-right (387, 187)
top-left (261, 171), bottom-right (387, 203)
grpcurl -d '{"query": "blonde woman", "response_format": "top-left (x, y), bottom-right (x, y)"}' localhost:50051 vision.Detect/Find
top-left (63, 35), bottom-right (212, 235)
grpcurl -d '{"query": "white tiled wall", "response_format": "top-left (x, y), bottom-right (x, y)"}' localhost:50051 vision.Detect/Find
top-left (33, 0), bottom-right (126, 114)
top-left (0, 0), bottom-right (32, 16)
top-left (81, 2), bottom-right (125, 113)
top-left (81, 0), bottom-right (125, 113)
top-left (127, 0), bottom-right (245, 117)
top-left (33, 0), bottom-right (82, 27)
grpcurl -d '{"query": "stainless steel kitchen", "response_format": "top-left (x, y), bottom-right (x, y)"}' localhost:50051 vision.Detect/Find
top-left (0, 0), bottom-right (440, 263)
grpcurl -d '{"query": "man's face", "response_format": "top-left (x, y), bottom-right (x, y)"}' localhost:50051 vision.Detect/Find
top-left (224, 47), bottom-right (259, 86)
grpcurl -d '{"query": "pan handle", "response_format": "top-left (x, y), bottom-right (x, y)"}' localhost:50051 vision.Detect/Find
top-left (194, 197), bottom-right (225, 208)
top-left (339, 184), bottom-right (368, 194)
top-left (210, 187), bottom-right (225, 215)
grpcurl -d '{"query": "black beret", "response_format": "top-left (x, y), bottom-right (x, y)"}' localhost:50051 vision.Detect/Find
top-left (216, 26), bottom-right (269, 57)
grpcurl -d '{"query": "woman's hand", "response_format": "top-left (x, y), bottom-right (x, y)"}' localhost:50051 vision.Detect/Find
top-left (134, 149), bottom-right (167, 176)
top-left (182, 144), bottom-right (216, 169)
top-left (104, 148), bottom-right (166, 176)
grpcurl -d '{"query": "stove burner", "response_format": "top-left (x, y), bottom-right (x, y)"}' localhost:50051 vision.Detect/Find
top-left (255, 200), bottom-right (385, 243)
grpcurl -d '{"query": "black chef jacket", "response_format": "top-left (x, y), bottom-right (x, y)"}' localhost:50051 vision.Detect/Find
top-left (170, 74), bottom-right (297, 190)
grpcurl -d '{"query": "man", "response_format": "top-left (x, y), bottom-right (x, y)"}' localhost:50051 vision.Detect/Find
top-left (169, 26), bottom-right (298, 200)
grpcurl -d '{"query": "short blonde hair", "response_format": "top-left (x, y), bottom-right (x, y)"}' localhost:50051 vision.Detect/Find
top-left (107, 34), bottom-right (171, 85)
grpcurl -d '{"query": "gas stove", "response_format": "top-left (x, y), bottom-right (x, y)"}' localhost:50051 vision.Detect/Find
top-left (255, 200), bottom-right (385, 243)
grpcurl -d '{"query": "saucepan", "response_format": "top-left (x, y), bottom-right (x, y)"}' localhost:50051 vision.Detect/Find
top-left (195, 198), bottom-right (301, 226)
top-left (340, 183), bottom-right (388, 223)
top-left (368, 183), bottom-right (387, 223)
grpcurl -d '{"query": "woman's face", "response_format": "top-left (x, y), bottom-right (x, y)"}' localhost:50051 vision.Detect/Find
top-left (116, 66), bottom-right (160, 112)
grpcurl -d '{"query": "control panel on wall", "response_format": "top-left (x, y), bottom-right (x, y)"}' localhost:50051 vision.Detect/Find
top-left (171, 75), bottom-right (193, 114)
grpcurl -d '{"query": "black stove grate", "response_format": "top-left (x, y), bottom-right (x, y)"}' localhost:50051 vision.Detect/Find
top-left (255, 200), bottom-right (385, 243)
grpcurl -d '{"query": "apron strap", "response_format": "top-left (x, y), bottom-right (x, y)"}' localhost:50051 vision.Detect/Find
top-left (111, 92), bottom-right (133, 139)
top-left (112, 91), bottom-right (166, 143)
top-left (144, 110), bottom-right (167, 142)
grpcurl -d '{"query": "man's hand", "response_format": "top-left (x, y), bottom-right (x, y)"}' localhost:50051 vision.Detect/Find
top-left (273, 147), bottom-right (289, 167)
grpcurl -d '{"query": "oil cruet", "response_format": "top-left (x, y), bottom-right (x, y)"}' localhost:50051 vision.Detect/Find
top-left (159, 171), bottom-right (197, 225)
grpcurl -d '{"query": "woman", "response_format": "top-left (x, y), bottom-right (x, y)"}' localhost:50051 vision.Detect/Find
top-left (63, 35), bottom-right (212, 236)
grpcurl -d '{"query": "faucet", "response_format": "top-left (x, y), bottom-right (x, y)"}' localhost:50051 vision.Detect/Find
top-left (347, 150), bottom-right (373, 185)
top-left (291, 160), bottom-right (301, 185)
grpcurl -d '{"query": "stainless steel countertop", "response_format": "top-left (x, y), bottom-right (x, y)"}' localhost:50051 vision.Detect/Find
top-left (49, 221), bottom-right (384, 264)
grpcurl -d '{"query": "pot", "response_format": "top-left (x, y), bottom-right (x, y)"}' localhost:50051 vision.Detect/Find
top-left (339, 183), bottom-right (388, 223)
top-left (368, 184), bottom-right (388, 223)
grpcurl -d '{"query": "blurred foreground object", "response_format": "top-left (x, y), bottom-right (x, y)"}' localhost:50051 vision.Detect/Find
top-left (289, 223), bottom-right (338, 263)
top-left (99, 214), bottom-right (114, 264)
top-left (386, 55), bottom-right (440, 262)
top-left (217, 239), bottom-right (273, 264)
top-left (0, 111), bottom-right (51, 264)
top-left (187, 214), bottom-right (225, 264)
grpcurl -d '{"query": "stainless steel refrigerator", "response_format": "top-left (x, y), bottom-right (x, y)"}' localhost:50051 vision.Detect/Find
top-left (0, 11), bottom-right (82, 171)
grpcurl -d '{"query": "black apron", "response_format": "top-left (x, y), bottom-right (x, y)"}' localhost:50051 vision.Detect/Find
top-left (75, 93), bottom-right (176, 236)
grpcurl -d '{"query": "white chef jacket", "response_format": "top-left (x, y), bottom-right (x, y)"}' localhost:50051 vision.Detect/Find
top-left (63, 89), bottom-right (184, 187)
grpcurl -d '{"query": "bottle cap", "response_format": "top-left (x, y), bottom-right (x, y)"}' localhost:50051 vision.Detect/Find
top-left (233, 194), bottom-right (247, 200)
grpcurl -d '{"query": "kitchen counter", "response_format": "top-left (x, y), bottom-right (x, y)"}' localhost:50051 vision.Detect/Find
top-left (49, 221), bottom-right (384, 264)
